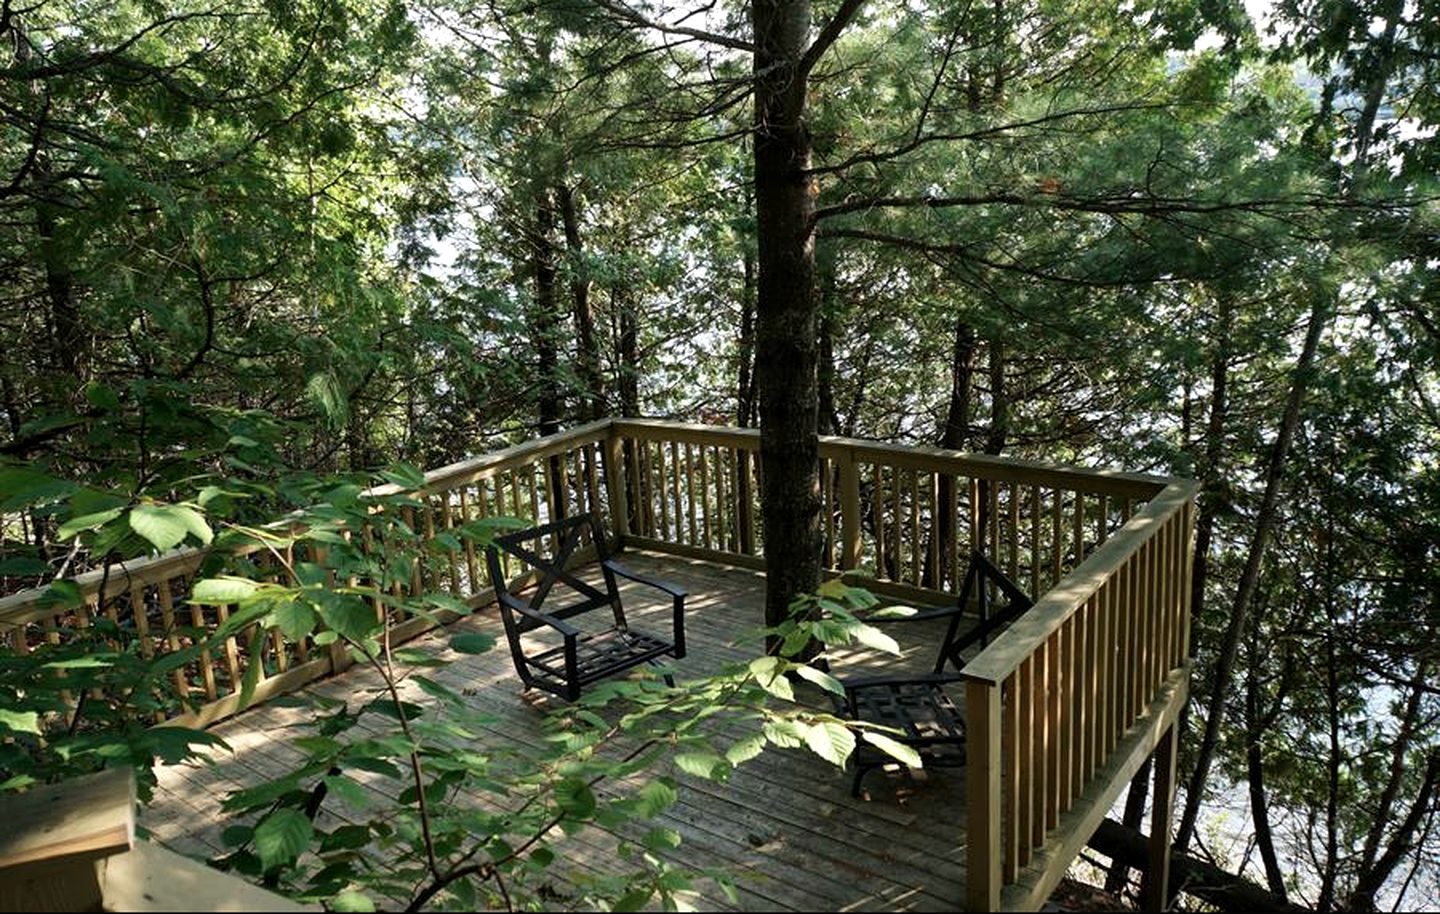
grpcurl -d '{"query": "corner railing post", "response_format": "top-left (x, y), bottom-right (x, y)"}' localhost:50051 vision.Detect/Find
top-left (838, 446), bottom-right (862, 571)
top-left (966, 676), bottom-right (1003, 911)
top-left (603, 423), bottom-right (631, 548)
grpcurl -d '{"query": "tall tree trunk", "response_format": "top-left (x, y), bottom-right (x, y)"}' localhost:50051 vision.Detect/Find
top-left (1189, 295), bottom-right (1233, 645)
top-left (615, 286), bottom-right (639, 418)
top-left (924, 317), bottom-right (976, 587)
top-left (984, 337), bottom-right (1007, 455)
top-left (752, 0), bottom-right (822, 632)
top-left (1105, 759), bottom-right (1154, 897)
top-left (737, 247), bottom-right (758, 427)
top-left (816, 243), bottom-right (840, 436)
top-left (529, 190), bottom-right (561, 436)
top-left (1245, 616), bottom-right (1289, 900)
top-left (557, 183), bottom-right (605, 420)
top-left (1176, 292), bottom-right (1330, 852)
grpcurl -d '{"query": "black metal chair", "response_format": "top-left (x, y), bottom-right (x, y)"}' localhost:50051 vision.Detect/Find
top-left (484, 513), bottom-right (687, 702)
top-left (835, 551), bottom-right (1033, 796)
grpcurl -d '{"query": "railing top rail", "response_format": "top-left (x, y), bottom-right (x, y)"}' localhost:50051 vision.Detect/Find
top-left (612, 417), bottom-right (1178, 498)
top-left (0, 421), bottom-right (616, 625)
top-left (959, 480), bottom-right (1197, 686)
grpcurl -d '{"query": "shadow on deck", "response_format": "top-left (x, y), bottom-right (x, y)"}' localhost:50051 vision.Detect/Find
top-left (142, 552), bottom-right (971, 911)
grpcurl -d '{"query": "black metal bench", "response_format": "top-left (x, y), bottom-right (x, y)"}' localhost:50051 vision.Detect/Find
top-left (484, 513), bottom-right (687, 702)
top-left (836, 551), bottom-right (1033, 796)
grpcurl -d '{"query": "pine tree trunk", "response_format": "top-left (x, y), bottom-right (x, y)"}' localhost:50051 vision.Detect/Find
top-left (530, 190), bottom-right (561, 436)
top-left (1176, 293), bottom-right (1330, 851)
top-left (557, 183), bottom-right (605, 420)
top-left (752, 0), bottom-right (822, 632)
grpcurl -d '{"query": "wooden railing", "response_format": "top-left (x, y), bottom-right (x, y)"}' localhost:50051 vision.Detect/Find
top-left (0, 418), bottom-right (1194, 910)
top-left (0, 420), bottom-right (611, 729)
top-left (606, 419), bottom-right (1195, 909)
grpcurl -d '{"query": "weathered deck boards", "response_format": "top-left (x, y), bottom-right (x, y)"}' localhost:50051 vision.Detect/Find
top-left (142, 552), bottom-right (971, 911)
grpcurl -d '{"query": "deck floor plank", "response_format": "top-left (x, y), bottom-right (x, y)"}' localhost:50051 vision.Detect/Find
top-left (143, 552), bottom-right (971, 911)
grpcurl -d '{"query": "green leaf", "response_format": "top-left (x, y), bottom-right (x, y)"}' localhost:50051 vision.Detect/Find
top-left (0, 468), bottom-right (76, 511)
top-left (724, 734), bottom-right (766, 766)
top-left (635, 778), bottom-right (678, 817)
top-left (852, 623), bottom-right (900, 655)
top-left (793, 665), bottom-right (844, 696)
top-left (642, 827), bottom-right (682, 851)
top-left (37, 580), bottom-right (83, 609)
top-left (220, 825), bottom-right (253, 848)
top-left (253, 808), bottom-right (312, 872)
top-left (323, 774), bottom-right (371, 810)
top-left (191, 576), bottom-right (259, 604)
top-left (675, 752), bottom-right (727, 780)
top-left (450, 633), bottom-right (495, 655)
top-left (554, 779), bottom-right (596, 818)
top-left (56, 508), bottom-right (125, 540)
top-left (317, 598), bottom-right (380, 644)
top-left (0, 556), bottom-right (50, 575)
top-left (330, 891), bottom-right (374, 912)
top-left (129, 504), bottom-right (192, 551)
top-left (762, 719), bottom-right (805, 749)
top-left (613, 889), bottom-right (653, 912)
top-left (861, 731), bottom-right (924, 768)
top-left (41, 655), bottom-right (117, 670)
top-left (0, 709), bottom-right (41, 734)
top-left (267, 601), bottom-right (318, 642)
top-left (803, 721), bottom-right (857, 767)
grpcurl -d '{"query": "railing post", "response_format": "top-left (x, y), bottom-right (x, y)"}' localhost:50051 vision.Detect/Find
top-left (966, 676), bottom-right (1003, 911)
top-left (603, 426), bottom-right (631, 546)
top-left (838, 447), bottom-right (862, 571)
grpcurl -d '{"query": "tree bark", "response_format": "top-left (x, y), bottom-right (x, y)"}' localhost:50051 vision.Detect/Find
top-left (984, 337), bottom-right (1007, 455)
top-left (924, 317), bottom-right (976, 587)
top-left (752, 0), bottom-right (823, 632)
top-left (737, 247), bottom-right (757, 427)
top-left (1105, 758), bottom-right (1153, 896)
top-left (557, 183), bottom-right (605, 420)
top-left (529, 189), bottom-right (562, 436)
top-left (615, 286), bottom-right (639, 418)
top-left (1176, 292), bottom-right (1330, 852)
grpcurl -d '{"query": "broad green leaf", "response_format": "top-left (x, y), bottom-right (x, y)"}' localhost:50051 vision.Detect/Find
top-left (0, 556), bottom-right (49, 575)
top-left (56, 508), bottom-right (124, 540)
top-left (674, 752), bottom-right (727, 780)
top-left (129, 504), bottom-right (192, 551)
top-left (642, 827), bottom-right (682, 851)
top-left (450, 633), bottom-right (495, 654)
top-left (330, 891), bottom-right (375, 912)
top-left (37, 580), bottom-right (83, 609)
top-left (267, 601), bottom-right (318, 641)
top-left (762, 719), bottom-right (806, 749)
top-left (635, 778), bottom-right (678, 817)
top-left (852, 623), bottom-right (900, 656)
top-left (191, 577), bottom-right (259, 604)
top-left (554, 779), bottom-right (596, 818)
top-left (613, 889), bottom-right (653, 913)
top-left (253, 808), bottom-right (312, 872)
top-left (725, 734), bottom-right (766, 766)
top-left (317, 598), bottom-right (381, 643)
top-left (793, 665), bottom-right (844, 696)
top-left (0, 709), bottom-right (41, 734)
top-left (41, 656), bottom-right (117, 670)
top-left (323, 774), bottom-right (371, 810)
top-left (0, 469), bottom-right (76, 511)
top-left (861, 731), bottom-right (924, 768)
top-left (803, 721), bottom-right (857, 767)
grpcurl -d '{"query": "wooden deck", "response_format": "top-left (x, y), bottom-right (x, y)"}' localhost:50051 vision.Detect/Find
top-left (141, 552), bottom-right (971, 911)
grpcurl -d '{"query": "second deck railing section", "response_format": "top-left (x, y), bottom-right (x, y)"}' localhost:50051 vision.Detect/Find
top-left (0, 418), bottom-right (1194, 909)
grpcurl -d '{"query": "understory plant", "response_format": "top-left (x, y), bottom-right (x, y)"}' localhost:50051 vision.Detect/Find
top-left (185, 476), bottom-right (920, 911)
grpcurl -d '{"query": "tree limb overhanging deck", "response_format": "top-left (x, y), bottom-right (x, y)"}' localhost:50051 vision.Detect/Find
top-left (0, 418), bottom-right (1197, 911)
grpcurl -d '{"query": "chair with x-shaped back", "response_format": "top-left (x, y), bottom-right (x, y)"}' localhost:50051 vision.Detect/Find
top-left (484, 513), bottom-right (687, 702)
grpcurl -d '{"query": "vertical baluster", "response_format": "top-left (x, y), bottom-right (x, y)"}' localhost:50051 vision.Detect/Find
top-left (823, 456), bottom-right (835, 567)
top-left (698, 443), bottom-right (712, 549)
top-left (947, 475), bottom-right (960, 590)
top-left (1058, 617), bottom-right (1074, 811)
top-left (1085, 593), bottom-right (1101, 782)
top-left (908, 469), bottom-right (921, 584)
top-left (968, 477), bottom-right (981, 558)
top-left (1096, 494), bottom-right (1109, 550)
top-left (891, 466), bottom-right (902, 581)
top-left (929, 472), bottom-right (941, 586)
top-left (873, 463), bottom-right (886, 576)
top-left (684, 443), bottom-right (698, 546)
top-left (1008, 482), bottom-right (1020, 582)
top-left (1001, 673), bottom-right (1019, 883)
top-left (1045, 629), bottom-right (1061, 830)
top-left (189, 589), bottom-right (218, 702)
top-left (459, 488), bottom-right (479, 595)
top-left (1051, 488), bottom-right (1063, 588)
top-left (987, 480), bottom-right (1000, 563)
top-left (1072, 491), bottom-right (1086, 567)
top-left (156, 579), bottom-right (187, 702)
top-left (1030, 486), bottom-right (1042, 599)
top-left (670, 441), bottom-right (683, 545)
top-left (656, 440), bottom-right (670, 541)
top-left (1017, 655), bottom-right (1034, 867)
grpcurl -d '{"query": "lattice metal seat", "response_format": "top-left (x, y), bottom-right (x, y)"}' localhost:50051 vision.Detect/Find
top-left (485, 513), bottom-right (687, 702)
top-left (836, 552), bottom-right (1032, 796)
